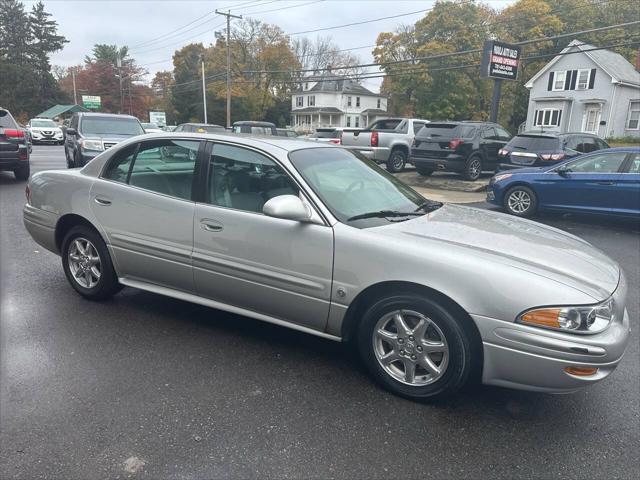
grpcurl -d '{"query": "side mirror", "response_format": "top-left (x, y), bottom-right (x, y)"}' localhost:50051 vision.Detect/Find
top-left (66, 128), bottom-right (77, 136)
top-left (263, 195), bottom-right (311, 222)
top-left (557, 166), bottom-right (570, 177)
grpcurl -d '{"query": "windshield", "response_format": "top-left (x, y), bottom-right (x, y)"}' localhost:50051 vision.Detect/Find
top-left (31, 119), bottom-right (57, 128)
top-left (289, 148), bottom-right (437, 228)
top-left (80, 117), bottom-right (144, 136)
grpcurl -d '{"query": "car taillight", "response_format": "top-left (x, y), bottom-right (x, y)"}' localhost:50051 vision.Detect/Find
top-left (540, 153), bottom-right (565, 161)
top-left (498, 148), bottom-right (508, 156)
top-left (329, 138), bottom-right (340, 144)
top-left (448, 138), bottom-right (464, 149)
top-left (25, 184), bottom-right (31, 203)
top-left (19, 148), bottom-right (28, 160)
top-left (371, 131), bottom-right (379, 147)
top-left (4, 129), bottom-right (25, 139)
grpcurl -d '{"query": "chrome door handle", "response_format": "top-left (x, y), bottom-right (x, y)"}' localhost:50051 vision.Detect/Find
top-left (94, 197), bottom-right (112, 206)
top-left (200, 220), bottom-right (223, 232)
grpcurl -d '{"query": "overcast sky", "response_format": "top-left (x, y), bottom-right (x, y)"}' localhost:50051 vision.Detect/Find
top-left (29, 0), bottom-right (513, 91)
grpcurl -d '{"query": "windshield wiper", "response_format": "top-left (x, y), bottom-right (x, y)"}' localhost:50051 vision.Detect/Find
top-left (414, 200), bottom-right (443, 213)
top-left (347, 210), bottom-right (424, 222)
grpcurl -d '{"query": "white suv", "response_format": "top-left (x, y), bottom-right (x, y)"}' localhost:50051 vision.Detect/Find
top-left (27, 118), bottom-right (64, 145)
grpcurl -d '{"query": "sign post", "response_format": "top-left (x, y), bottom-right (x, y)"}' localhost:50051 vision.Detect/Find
top-left (82, 95), bottom-right (101, 110)
top-left (480, 40), bottom-right (522, 122)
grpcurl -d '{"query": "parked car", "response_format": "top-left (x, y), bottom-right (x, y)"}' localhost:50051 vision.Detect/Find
top-left (307, 127), bottom-right (360, 144)
top-left (162, 125), bottom-right (177, 132)
top-left (64, 112), bottom-right (145, 168)
top-left (26, 118), bottom-right (64, 145)
top-left (276, 128), bottom-right (297, 138)
top-left (23, 132), bottom-right (630, 401)
top-left (174, 123), bottom-right (225, 133)
top-left (410, 121), bottom-right (511, 180)
top-left (498, 132), bottom-right (609, 170)
top-left (487, 147), bottom-right (640, 218)
top-left (0, 107), bottom-right (30, 180)
top-left (341, 117), bottom-right (429, 172)
top-left (232, 121), bottom-right (277, 135)
top-left (141, 122), bottom-right (163, 133)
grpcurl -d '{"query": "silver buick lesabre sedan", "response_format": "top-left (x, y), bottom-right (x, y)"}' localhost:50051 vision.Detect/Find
top-left (23, 133), bottom-right (630, 401)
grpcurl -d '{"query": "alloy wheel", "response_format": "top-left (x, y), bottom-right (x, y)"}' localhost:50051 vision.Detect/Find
top-left (468, 158), bottom-right (481, 180)
top-left (507, 190), bottom-right (531, 214)
top-left (68, 237), bottom-right (102, 289)
top-left (373, 309), bottom-right (449, 386)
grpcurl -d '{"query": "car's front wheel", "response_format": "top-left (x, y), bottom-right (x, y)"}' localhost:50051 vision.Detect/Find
top-left (357, 294), bottom-right (475, 402)
top-left (504, 185), bottom-right (537, 217)
top-left (61, 226), bottom-right (122, 300)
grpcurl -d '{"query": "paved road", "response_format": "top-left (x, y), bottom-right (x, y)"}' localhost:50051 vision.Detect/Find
top-left (1, 145), bottom-right (639, 479)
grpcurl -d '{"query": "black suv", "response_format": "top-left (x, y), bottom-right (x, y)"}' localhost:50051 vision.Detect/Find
top-left (0, 107), bottom-right (30, 180)
top-left (497, 132), bottom-right (609, 169)
top-left (410, 121), bottom-right (511, 180)
top-left (174, 123), bottom-right (225, 133)
top-left (64, 112), bottom-right (145, 168)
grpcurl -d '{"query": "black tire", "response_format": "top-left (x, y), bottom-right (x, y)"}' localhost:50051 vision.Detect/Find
top-left (74, 150), bottom-right (84, 168)
top-left (13, 164), bottom-right (30, 181)
top-left (386, 149), bottom-right (407, 173)
top-left (462, 155), bottom-right (482, 181)
top-left (416, 165), bottom-right (434, 176)
top-left (504, 185), bottom-right (538, 218)
top-left (61, 225), bottom-right (122, 300)
top-left (357, 294), bottom-right (475, 402)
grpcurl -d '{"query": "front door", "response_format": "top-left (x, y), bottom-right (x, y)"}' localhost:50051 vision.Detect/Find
top-left (193, 142), bottom-right (334, 332)
top-left (582, 106), bottom-right (601, 135)
top-left (90, 138), bottom-right (202, 291)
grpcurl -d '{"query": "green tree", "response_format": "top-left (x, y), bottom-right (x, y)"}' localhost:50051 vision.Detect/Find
top-left (171, 43), bottom-right (207, 123)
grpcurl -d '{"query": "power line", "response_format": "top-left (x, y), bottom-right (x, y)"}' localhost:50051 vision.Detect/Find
top-left (244, 0), bottom-right (324, 16)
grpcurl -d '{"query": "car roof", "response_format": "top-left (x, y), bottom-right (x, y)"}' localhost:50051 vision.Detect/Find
top-left (77, 112), bottom-right (139, 120)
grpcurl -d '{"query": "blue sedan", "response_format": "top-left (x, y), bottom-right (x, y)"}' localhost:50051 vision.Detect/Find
top-left (487, 147), bottom-right (640, 218)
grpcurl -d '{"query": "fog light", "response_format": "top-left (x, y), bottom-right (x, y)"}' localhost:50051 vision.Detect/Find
top-left (564, 366), bottom-right (598, 376)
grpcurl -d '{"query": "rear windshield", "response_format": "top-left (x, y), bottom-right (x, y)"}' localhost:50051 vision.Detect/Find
top-left (0, 110), bottom-right (17, 129)
top-left (418, 124), bottom-right (476, 138)
top-left (508, 135), bottom-right (560, 151)
top-left (193, 125), bottom-right (224, 133)
top-left (141, 123), bottom-right (159, 129)
top-left (31, 119), bottom-right (57, 128)
top-left (81, 117), bottom-right (144, 136)
top-left (234, 126), bottom-right (274, 135)
top-left (311, 130), bottom-right (339, 138)
top-left (370, 119), bottom-right (402, 131)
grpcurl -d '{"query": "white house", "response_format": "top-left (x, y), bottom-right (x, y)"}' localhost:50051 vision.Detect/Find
top-left (524, 40), bottom-right (640, 138)
top-left (290, 72), bottom-right (388, 131)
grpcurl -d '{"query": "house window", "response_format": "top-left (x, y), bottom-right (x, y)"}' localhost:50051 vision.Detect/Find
top-left (347, 96), bottom-right (352, 107)
top-left (576, 69), bottom-right (591, 90)
top-left (307, 96), bottom-right (315, 106)
top-left (346, 116), bottom-right (351, 127)
top-left (534, 108), bottom-right (562, 127)
top-left (627, 101), bottom-right (640, 130)
top-left (377, 98), bottom-right (381, 109)
top-left (296, 96), bottom-right (303, 107)
top-left (355, 117), bottom-right (360, 128)
top-left (356, 97), bottom-right (360, 107)
top-left (552, 71), bottom-right (566, 91)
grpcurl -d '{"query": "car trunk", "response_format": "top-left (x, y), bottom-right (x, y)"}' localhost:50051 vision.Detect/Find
top-left (506, 135), bottom-right (561, 166)
top-left (413, 124), bottom-right (476, 159)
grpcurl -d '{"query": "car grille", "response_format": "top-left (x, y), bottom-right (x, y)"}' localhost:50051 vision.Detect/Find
top-left (103, 142), bottom-right (117, 149)
top-left (42, 131), bottom-right (53, 136)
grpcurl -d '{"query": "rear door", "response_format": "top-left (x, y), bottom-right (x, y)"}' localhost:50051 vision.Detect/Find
top-left (617, 152), bottom-right (640, 215)
top-left (90, 138), bottom-right (203, 291)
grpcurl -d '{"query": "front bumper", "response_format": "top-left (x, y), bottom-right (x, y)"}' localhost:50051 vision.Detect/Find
top-left (31, 132), bottom-right (63, 143)
top-left (475, 276), bottom-right (631, 392)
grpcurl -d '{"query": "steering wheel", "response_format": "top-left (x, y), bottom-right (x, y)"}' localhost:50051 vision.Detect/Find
top-left (346, 180), bottom-right (365, 193)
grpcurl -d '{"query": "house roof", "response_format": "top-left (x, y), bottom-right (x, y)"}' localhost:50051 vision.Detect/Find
top-left (36, 104), bottom-right (89, 119)
top-left (525, 40), bottom-right (640, 88)
top-left (361, 108), bottom-right (388, 115)
top-left (291, 106), bottom-right (344, 114)
top-left (295, 72), bottom-right (385, 97)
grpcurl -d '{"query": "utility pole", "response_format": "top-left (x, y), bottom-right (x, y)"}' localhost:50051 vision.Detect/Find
top-left (128, 77), bottom-right (133, 115)
top-left (71, 68), bottom-right (78, 105)
top-left (117, 54), bottom-right (124, 114)
top-left (200, 54), bottom-right (208, 124)
top-left (489, 79), bottom-right (502, 123)
top-left (215, 9), bottom-right (242, 128)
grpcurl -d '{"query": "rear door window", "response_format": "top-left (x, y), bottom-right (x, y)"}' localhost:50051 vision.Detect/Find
top-left (495, 127), bottom-right (511, 141)
top-left (0, 110), bottom-right (17, 128)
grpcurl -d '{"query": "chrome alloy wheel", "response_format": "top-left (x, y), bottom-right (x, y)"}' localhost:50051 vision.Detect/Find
top-left (469, 158), bottom-right (481, 179)
top-left (373, 309), bottom-right (449, 386)
top-left (507, 190), bottom-right (531, 214)
top-left (68, 237), bottom-right (101, 289)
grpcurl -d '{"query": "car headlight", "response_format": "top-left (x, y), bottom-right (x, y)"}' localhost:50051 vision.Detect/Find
top-left (518, 298), bottom-right (614, 334)
top-left (80, 139), bottom-right (104, 151)
top-left (493, 173), bottom-right (512, 183)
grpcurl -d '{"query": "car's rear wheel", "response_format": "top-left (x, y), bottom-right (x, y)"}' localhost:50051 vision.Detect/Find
top-left (416, 165), bottom-right (434, 176)
top-left (462, 155), bottom-right (482, 181)
top-left (13, 164), bottom-right (30, 181)
top-left (357, 294), bottom-right (475, 402)
top-left (61, 226), bottom-right (121, 300)
top-left (387, 149), bottom-right (407, 173)
top-left (504, 185), bottom-right (537, 218)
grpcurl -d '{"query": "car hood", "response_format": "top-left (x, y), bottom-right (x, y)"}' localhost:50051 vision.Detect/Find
top-left (83, 134), bottom-right (139, 142)
top-left (372, 204), bottom-right (619, 301)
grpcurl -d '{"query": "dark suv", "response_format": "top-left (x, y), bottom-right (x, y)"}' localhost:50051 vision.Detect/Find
top-left (497, 132), bottom-right (609, 169)
top-left (0, 107), bottom-right (30, 180)
top-left (410, 121), bottom-right (511, 180)
top-left (64, 112), bottom-right (145, 168)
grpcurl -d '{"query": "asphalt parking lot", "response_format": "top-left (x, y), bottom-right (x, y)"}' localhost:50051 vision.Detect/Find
top-left (1, 145), bottom-right (638, 479)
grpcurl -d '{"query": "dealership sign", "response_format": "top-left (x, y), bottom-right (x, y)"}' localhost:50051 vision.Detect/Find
top-left (82, 95), bottom-right (101, 109)
top-left (481, 40), bottom-right (522, 81)
top-left (149, 111), bottom-right (167, 126)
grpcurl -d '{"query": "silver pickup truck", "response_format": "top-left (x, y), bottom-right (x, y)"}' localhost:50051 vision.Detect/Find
top-left (340, 118), bottom-right (429, 172)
